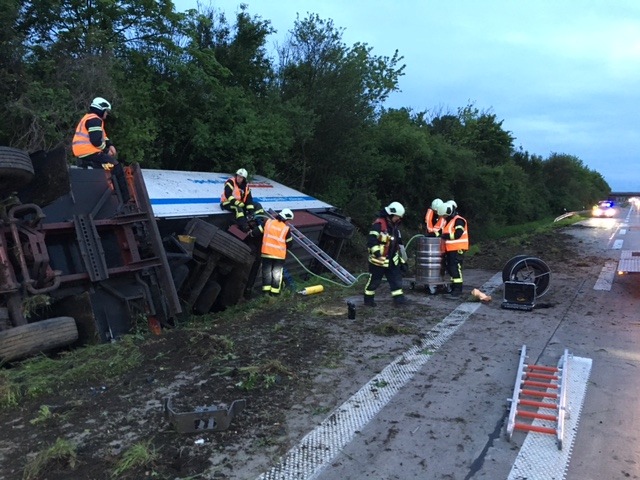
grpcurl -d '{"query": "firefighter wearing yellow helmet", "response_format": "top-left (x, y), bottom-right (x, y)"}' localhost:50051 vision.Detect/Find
top-left (363, 202), bottom-right (408, 306)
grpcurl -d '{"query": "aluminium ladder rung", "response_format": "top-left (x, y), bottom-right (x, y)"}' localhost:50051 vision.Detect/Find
top-left (265, 209), bottom-right (356, 285)
top-left (506, 345), bottom-right (570, 450)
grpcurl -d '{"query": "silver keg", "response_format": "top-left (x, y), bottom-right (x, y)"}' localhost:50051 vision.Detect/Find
top-left (415, 236), bottom-right (444, 285)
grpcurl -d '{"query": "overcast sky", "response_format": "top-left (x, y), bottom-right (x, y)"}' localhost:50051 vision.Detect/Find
top-left (174, 1), bottom-right (639, 192)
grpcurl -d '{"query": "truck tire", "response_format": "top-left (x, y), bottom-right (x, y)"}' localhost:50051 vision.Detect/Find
top-left (0, 316), bottom-right (78, 363)
top-left (0, 146), bottom-right (34, 195)
top-left (209, 230), bottom-right (254, 266)
top-left (193, 280), bottom-right (222, 314)
top-left (215, 262), bottom-right (253, 310)
top-left (185, 219), bottom-right (254, 266)
top-left (315, 212), bottom-right (355, 239)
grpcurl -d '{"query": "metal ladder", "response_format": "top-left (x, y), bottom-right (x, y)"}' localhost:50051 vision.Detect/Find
top-left (506, 344), bottom-right (569, 449)
top-left (265, 210), bottom-right (356, 286)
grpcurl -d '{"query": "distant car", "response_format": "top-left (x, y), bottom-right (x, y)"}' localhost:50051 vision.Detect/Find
top-left (592, 200), bottom-right (616, 218)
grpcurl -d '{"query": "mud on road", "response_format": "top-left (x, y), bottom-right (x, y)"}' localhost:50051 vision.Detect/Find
top-left (0, 228), bottom-right (606, 480)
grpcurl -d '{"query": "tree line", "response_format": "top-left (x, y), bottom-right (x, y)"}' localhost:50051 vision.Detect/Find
top-left (0, 1), bottom-right (610, 239)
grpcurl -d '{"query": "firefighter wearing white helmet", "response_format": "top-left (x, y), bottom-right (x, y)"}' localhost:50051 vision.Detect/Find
top-left (72, 96), bottom-right (130, 203)
top-left (424, 198), bottom-right (446, 237)
top-left (259, 208), bottom-right (294, 295)
top-left (220, 167), bottom-right (264, 231)
top-left (440, 199), bottom-right (469, 299)
top-left (364, 201), bottom-right (408, 307)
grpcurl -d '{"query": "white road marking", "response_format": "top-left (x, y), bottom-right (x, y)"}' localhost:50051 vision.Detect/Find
top-left (508, 355), bottom-right (592, 480)
top-left (256, 273), bottom-right (504, 480)
top-left (619, 228), bottom-right (627, 235)
top-left (612, 239), bottom-right (624, 250)
top-left (594, 261), bottom-right (617, 290)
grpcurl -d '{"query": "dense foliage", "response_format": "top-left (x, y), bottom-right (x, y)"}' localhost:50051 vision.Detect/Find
top-left (0, 1), bottom-right (609, 239)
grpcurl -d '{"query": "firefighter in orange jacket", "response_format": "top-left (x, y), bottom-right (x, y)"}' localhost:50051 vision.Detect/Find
top-left (72, 97), bottom-right (130, 202)
top-left (260, 209), bottom-right (294, 295)
top-left (364, 202), bottom-right (408, 307)
top-left (424, 198), bottom-right (446, 237)
top-left (438, 200), bottom-right (469, 298)
top-left (220, 168), bottom-right (264, 231)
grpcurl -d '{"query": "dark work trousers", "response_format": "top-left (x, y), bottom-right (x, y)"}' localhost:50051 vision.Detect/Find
top-left (261, 257), bottom-right (285, 295)
top-left (444, 250), bottom-right (464, 291)
top-left (364, 262), bottom-right (404, 299)
top-left (79, 152), bottom-right (130, 202)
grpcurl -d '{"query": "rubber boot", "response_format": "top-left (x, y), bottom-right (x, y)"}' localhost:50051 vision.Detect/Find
top-left (445, 284), bottom-right (463, 299)
top-left (363, 294), bottom-right (376, 307)
top-left (393, 294), bottom-right (408, 306)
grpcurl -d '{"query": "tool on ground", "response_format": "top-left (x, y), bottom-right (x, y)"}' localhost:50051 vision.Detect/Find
top-left (502, 281), bottom-right (536, 310)
top-left (506, 345), bottom-right (569, 449)
top-left (347, 301), bottom-right (356, 319)
top-left (163, 396), bottom-right (246, 433)
top-left (471, 288), bottom-right (491, 302)
top-left (266, 209), bottom-right (356, 285)
top-left (298, 285), bottom-right (324, 295)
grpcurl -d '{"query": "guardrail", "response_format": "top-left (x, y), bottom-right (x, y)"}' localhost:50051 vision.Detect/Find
top-left (553, 210), bottom-right (589, 222)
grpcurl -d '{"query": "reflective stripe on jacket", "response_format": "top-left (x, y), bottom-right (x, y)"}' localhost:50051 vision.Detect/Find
top-left (443, 214), bottom-right (469, 251)
top-left (368, 217), bottom-right (403, 267)
top-left (424, 208), bottom-right (446, 234)
top-left (261, 219), bottom-right (290, 259)
top-left (220, 177), bottom-right (251, 205)
top-left (72, 113), bottom-right (106, 157)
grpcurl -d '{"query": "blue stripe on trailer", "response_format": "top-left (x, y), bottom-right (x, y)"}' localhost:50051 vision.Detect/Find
top-left (150, 195), bottom-right (316, 205)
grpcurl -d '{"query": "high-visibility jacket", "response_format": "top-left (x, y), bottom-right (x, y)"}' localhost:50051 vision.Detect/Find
top-left (220, 177), bottom-right (251, 205)
top-left (72, 113), bottom-right (107, 157)
top-left (367, 216), bottom-right (403, 267)
top-left (424, 208), bottom-right (446, 235)
top-left (442, 214), bottom-right (469, 252)
top-left (261, 219), bottom-right (290, 259)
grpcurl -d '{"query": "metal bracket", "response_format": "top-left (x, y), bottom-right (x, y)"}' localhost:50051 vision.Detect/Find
top-left (163, 396), bottom-right (246, 433)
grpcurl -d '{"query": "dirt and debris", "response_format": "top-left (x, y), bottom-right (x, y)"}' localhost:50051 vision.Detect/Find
top-left (0, 227), bottom-right (604, 480)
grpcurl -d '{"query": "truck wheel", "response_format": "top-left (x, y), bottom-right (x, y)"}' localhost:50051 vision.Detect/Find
top-left (215, 262), bottom-right (253, 310)
top-left (0, 317), bottom-right (78, 363)
top-left (185, 219), bottom-right (254, 265)
top-left (315, 212), bottom-right (355, 239)
top-left (193, 280), bottom-right (222, 314)
top-left (0, 146), bottom-right (34, 195)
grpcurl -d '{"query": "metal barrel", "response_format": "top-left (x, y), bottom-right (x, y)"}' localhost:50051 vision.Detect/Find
top-left (415, 236), bottom-right (444, 284)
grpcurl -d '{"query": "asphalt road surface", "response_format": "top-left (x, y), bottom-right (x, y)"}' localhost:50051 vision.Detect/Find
top-left (264, 206), bottom-right (640, 480)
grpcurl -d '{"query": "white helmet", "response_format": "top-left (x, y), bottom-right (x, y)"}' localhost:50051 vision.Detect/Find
top-left (437, 202), bottom-right (451, 216)
top-left (279, 208), bottom-right (294, 220)
top-left (438, 200), bottom-right (457, 216)
top-left (236, 168), bottom-right (248, 178)
top-left (430, 198), bottom-right (444, 211)
top-left (91, 97), bottom-right (112, 111)
top-left (385, 201), bottom-right (405, 218)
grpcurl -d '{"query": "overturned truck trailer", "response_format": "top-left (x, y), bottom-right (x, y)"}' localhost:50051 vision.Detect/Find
top-left (0, 147), bottom-right (354, 362)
